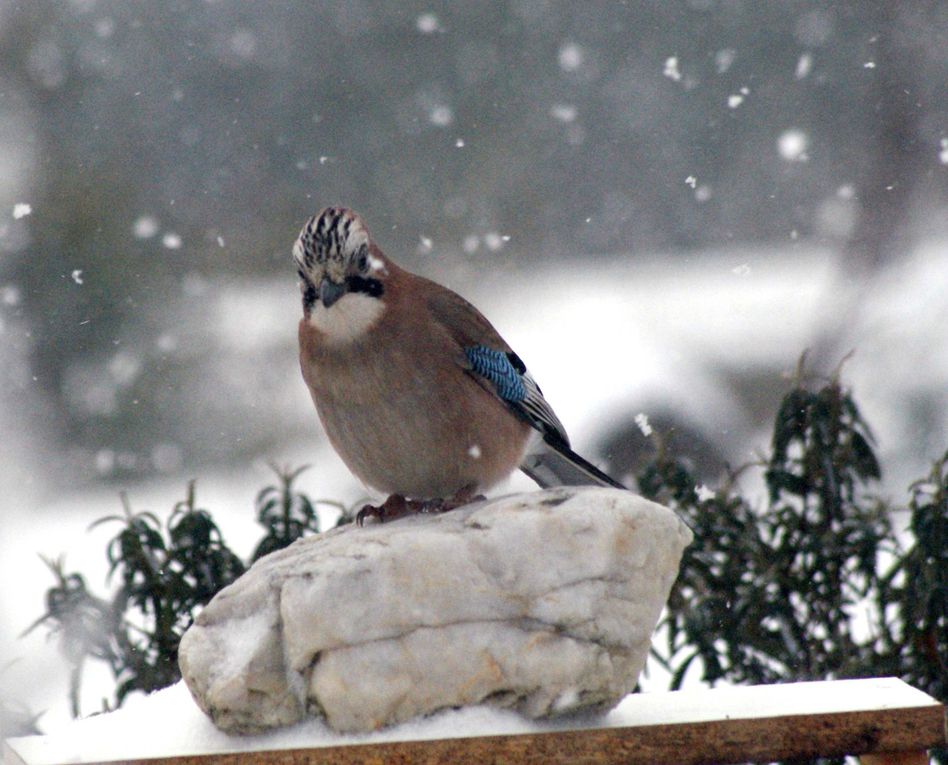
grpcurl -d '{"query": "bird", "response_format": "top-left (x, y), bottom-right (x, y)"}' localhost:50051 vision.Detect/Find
top-left (293, 206), bottom-right (625, 523)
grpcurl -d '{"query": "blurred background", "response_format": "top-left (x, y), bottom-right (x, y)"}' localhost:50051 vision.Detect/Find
top-left (0, 0), bottom-right (946, 733)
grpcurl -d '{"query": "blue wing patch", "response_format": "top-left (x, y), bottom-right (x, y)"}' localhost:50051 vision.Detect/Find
top-left (465, 346), bottom-right (527, 402)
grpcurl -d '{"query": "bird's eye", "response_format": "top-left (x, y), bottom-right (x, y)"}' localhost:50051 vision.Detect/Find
top-left (356, 247), bottom-right (368, 272)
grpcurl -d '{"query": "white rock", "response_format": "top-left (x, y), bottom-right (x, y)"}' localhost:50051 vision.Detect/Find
top-left (179, 487), bottom-right (691, 734)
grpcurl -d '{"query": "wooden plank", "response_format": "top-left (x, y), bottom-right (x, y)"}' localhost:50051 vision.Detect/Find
top-left (5, 678), bottom-right (945, 765)
top-left (47, 707), bottom-right (940, 765)
top-left (860, 752), bottom-right (931, 765)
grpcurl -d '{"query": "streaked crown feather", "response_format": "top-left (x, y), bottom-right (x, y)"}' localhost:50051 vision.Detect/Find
top-left (293, 207), bottom-right (371, 284)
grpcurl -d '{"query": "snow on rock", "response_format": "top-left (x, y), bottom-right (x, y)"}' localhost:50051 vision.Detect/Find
top-left (179, 487), bottom-right (691, 734)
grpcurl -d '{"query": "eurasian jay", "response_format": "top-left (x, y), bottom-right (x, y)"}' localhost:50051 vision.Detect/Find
top-left (294, 207), bottom-right (624, 521)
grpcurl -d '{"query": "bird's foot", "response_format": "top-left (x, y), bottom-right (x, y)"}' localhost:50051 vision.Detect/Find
top-left (355, 485), bottom-right (486, 526)
top-left (436, 483), bottom-right (487, 512)
top-left (355, 494), bottom-right (417, 526)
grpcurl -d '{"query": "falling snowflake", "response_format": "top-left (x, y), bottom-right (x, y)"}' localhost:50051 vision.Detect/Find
top-left (550, 103), bottom-right (577, 123)
top-left (634, 413), bottom-right (653, 437)
top-left (558, 42), bottom-right (584, 72)
top-left (939, 138), bottom-right (948, 165)
top-left (156, 333), bottom-right (178, 353)
top-left (71, 269), bottom-right (84, 285)
top-left (12, 203), bottom-right (31, 219)
top-left (863, 61), bottom-right (876, 69)
top-left (462, 235), bottom-right (479, 254)
top-left (468, 444), bottom-right (482, 459)
top-left (778, 129), bottom-right (809, 162)
top-left (228, 29), bottom-right (257, 60)
top-left (696, 484), bottom-right (716, 502)
top-left (416, 13), bottom-right (442, 34)
top-left (216, 236), bottom-right (225, 247)
top-left (95, 448), bottom-right (116, 475)
top-left (133, 215), bottom-right (159, 239)
top-left (94, 17), bottom-right (115, 39)
top-left (0, 284), bottom-right (21, 306)
top-left (454, 138), bottom-right (465, 148)
top-left (685, 175), bottom-right (697, 189)
top-left (429, 105), bottom-right (454, 127)
top-left (108, 351), bottom-right (142, 385)
top-left (663, 56), bottom-right (681, 82)
top-left (715, 49), bottom-right (736, 74)
top-left (162, 232), bottom-right (183, 249)
top-left (418, 235), bottom-right (433, 253)
top-left (727, 87), bottom-right (749, 109)
top-left (484, 232), bottom-right (506, 252)
top-left (795, 53), bottom-right (813, 80)
top-left (731, 263), bottom-right (751, 276)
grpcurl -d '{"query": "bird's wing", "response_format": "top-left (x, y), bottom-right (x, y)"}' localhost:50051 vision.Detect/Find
top-left (423, 279), bottom-right (569, 445)
top-left (424, 279), bottom-right (625, 490)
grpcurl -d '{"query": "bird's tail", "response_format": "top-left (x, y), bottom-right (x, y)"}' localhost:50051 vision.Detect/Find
top-left (520, 436), bottom-right (626, 490)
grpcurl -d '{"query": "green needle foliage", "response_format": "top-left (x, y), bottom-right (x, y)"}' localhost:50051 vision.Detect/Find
top-left (651, 369), bottom-right (893, 686)
top-left (29, 371), bottom-right (948, 765)
top-left (28, 482), bottom-right (246, 712)
top-left (643, 364), bottom-right (947, 765)
top-left (98, 482), bottom-right (246, 703)
top-left (886, 457), bottom-right (948, 705)
top-left (29, 465), bottom-right (355, 717)
top-left (22, 557), bottom-right (119, 719)
top-left (251, 463), bottom-right (350, 562)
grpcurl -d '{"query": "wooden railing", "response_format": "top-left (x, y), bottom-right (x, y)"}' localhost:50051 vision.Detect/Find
top-left (4, 677), bottom-right (945, 765)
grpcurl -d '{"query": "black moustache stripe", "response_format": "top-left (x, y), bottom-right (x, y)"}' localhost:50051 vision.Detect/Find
top-left (302, 281), bottom-right (317, 313)
top-left (347, 275), bottom-right (384, 298)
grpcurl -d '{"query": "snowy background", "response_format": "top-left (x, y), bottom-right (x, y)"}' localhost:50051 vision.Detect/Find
top-left (1, 0), bottom-right (946, 739)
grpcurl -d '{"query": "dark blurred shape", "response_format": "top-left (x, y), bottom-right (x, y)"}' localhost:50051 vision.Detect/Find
top-left (599, 409), bottom-right (728, 488)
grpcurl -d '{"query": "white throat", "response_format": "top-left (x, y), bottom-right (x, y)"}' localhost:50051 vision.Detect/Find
top-left (308, 292), bottom-right (384, 344)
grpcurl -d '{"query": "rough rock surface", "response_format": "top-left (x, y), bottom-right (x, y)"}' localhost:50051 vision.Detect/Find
top-left (178, 487), bottom-right (692, 734)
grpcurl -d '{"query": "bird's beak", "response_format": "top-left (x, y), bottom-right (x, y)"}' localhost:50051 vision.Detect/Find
top-left (319, 278), bottom-right (347, 308)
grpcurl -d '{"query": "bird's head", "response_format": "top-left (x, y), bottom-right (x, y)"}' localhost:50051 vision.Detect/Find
top-left (293, 207), bottom-right (389, 321)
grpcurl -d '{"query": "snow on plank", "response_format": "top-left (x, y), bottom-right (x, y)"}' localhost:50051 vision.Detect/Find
top-left (3, 677), bottom-right (945, 765)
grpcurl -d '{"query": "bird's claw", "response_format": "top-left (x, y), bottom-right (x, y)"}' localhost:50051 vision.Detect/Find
top-left (426, 485), bottom-right (486, 514)
top-left (356, 494), bottom-right (411, 526)
top-left (355, 487), bottom-right (486, 526)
